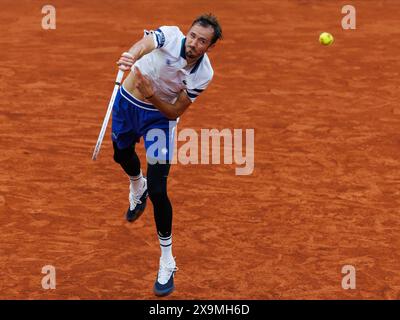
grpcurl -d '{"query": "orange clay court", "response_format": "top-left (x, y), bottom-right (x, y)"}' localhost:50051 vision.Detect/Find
top-left (1, 0), bottom-right (400, 299)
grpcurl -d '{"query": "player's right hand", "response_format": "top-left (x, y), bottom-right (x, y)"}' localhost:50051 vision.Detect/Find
top-left (117, 52), bottom-right (136, 71)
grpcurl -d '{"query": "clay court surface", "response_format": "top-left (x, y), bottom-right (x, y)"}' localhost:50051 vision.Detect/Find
top-left (1, 0), bottom-right (400, 299)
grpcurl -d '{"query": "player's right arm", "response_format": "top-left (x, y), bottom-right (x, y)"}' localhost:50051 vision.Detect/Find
top-left (116, 35), bottom-right (156, 71)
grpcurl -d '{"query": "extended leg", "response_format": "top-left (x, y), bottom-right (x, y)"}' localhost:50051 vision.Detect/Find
top-left (147, 160), bottom-right (177, 296)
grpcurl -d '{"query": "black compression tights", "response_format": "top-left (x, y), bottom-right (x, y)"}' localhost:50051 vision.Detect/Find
top-left (113, 142), bottom-right (141, 176)
top-left (113, 142), bottom-right (172, 238)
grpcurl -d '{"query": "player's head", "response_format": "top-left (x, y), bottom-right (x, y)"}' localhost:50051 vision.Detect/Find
top-left (185, 13), bottom-right (222, 60)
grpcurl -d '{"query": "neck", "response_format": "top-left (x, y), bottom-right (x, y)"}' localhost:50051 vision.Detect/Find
top-left (186, 56), bottom-right (199, 67)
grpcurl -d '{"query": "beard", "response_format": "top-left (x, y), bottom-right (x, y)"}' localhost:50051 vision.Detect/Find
top-left (185, 46), bottom-right (198, 59)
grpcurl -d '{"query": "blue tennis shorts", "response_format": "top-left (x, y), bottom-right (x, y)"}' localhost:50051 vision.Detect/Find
top-left (111, 85), bottom-right (177, 163)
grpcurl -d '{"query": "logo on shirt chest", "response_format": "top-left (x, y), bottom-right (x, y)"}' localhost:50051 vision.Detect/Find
top-left (166, 59), bottom-right (172, 66)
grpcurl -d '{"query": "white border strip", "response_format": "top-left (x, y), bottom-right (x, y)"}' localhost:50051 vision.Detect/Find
top-left (120, 86), bottom-right (159, 112)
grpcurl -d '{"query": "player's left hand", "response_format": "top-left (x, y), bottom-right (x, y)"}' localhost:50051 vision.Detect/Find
top-left (134, 66), bottom-right (154, 99)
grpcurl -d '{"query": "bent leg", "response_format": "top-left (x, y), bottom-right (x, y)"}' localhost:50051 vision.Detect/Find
top-left (113, 141), bottom-right (141, 177)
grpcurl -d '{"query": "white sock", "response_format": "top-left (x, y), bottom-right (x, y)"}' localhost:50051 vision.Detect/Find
top-left (129, 171), bottom-right (144, 192)
top-left (158, 233), bottom-right (174, 264)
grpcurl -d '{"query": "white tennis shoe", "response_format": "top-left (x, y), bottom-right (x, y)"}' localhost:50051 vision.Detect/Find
top-left (154, 257), bottom-right (178, 296)
top-left (126, 177), bottom-right (148, 222)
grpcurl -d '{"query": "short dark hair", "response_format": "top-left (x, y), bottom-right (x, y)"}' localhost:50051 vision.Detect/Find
top-left (191, 13), bottom-right (223, 45)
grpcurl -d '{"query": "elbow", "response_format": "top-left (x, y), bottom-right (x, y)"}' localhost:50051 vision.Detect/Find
top-left (166, 112), bottom-right (179, 120)
top-left (165, 107), bottom-right (182, 120)
top-left (158, 109), bottom-right (178, 120)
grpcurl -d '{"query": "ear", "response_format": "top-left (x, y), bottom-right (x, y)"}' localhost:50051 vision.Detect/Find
top-left (206, 43), bottom-right (216, 53)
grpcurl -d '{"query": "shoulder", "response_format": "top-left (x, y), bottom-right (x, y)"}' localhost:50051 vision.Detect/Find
top-left (157, 26), bottom-right (183, 40)
top-left (151, 26), bottom-right (184, 52)
top-left (158, 25), bottom-right (182, 33)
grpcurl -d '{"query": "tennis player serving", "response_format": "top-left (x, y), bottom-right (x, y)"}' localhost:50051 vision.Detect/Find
top-left (113, 14), bottom-right (222, 296)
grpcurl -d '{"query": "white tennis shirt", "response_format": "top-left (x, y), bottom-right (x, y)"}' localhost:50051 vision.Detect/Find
top-left (132, 26), bottom-right (214, 104)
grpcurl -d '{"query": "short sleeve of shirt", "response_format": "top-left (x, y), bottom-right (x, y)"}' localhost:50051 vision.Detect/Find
top-left (144, 26), bottom-right (180, 49)
top-left (186, 78), bottom-right (212, 103)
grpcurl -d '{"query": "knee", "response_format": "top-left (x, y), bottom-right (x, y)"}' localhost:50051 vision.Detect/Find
top-left (147, 163), bottom-right (170, 199)
top-left (113, 143), bottom-right (132, 164)
top-left (113, 150), bottom-right (125, 164)
top-left (147, 180), bottom-right (167, 201)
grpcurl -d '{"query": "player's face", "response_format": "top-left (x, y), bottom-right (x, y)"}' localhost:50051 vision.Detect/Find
top-left (185, 24), bottom-right (215, 59)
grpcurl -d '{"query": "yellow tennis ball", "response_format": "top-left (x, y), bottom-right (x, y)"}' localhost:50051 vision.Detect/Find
top-left (319, 32), bottom-right (334, 46)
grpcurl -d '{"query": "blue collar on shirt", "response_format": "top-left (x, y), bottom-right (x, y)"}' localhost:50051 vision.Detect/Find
top-left (180, 37), bottom-right (204, 74)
